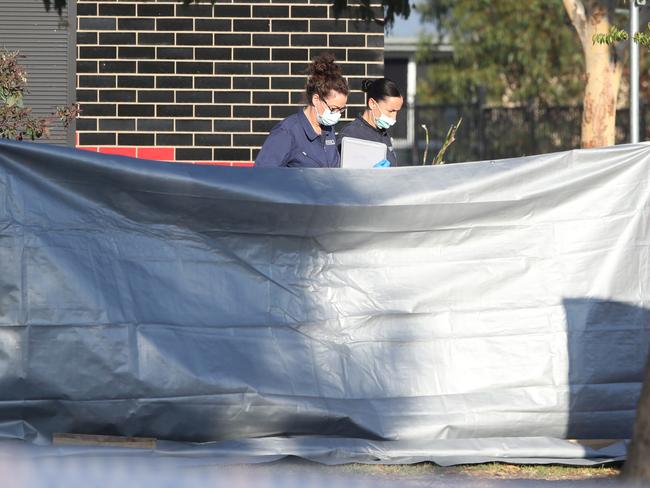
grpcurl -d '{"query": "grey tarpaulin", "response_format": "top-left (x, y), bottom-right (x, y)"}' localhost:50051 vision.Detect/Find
top-left (0, 139), bottom-right (648, 465)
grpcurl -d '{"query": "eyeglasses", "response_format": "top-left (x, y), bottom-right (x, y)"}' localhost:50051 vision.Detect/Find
top-left (322, 98), bottom-right (346, 115)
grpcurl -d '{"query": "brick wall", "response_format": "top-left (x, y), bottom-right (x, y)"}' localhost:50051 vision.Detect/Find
top-left (76, 1), bottom-right (384, 165)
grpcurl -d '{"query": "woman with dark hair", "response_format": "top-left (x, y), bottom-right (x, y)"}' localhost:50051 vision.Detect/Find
top-left (255, 53), bottom-right (349, 167)
top-left (337, 78), bottom-right (403, 167)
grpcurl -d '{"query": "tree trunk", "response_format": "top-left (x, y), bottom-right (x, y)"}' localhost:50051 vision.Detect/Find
top-left (623, 355), bottom-right (650, 482)
top-left (563, 0), bottom-right (622, 148)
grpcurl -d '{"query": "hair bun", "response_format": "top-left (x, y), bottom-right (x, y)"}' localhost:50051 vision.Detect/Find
top-left (361, 79), bottom-right (374, 93)
top-left (308, 53), bottom-right (341, 79)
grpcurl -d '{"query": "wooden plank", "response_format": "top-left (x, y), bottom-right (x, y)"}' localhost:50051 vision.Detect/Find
top-left (52, 433), bottom-right (156, 449)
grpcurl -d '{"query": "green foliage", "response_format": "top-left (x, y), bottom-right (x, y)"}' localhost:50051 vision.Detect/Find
top-left (589, 21), bottom-right (650, 49)
top-left (593, 25), bottom-right (629, 45)
top-left (635, 23), bottom-right (650, 48)
top-left (416, 0), bottom-right (585, 106)
top-left (0, 50), bottom-right (78, 141)
top-left (433, 118), bottom-right (461, 165)
top-left (41, 0), bottom-right (67, 15)
top-left (42, 0), bottom-right (411, 28)
top-left (330, 0), bottom-right (410, 28)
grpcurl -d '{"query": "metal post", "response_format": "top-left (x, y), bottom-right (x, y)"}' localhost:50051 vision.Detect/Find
top-left (631, 1), bottom-right (640, 143)
top-left (406, 56), bottom-right (418, 164)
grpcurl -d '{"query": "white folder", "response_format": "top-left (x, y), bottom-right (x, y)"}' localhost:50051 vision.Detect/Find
top-left (340, 136), bottom-right (387, 169)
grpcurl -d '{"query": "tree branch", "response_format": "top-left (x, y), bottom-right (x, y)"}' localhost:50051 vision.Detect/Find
top-left (563, 0), bottom-right (588, 42)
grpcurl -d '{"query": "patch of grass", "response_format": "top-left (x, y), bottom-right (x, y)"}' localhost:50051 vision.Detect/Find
top-left (449, 462), bottom-right (620, 481)
top-left (338, 462), bottom-right (440, 477)
top-left (335, 461), bottom-right (621, 481)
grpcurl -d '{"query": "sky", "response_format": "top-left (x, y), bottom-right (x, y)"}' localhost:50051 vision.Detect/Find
top-left (385, 6), bottom-right (436, 39)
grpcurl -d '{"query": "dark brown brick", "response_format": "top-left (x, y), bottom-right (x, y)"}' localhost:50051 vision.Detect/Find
top-left (119, 47), bottom-right (156, 59)
top-left (213, 119), bottom-right (251, 133)
top-left (79, 104), bottom-right (116, 117)
top-left (176, 3), bottom-right (214, 17)
top-left (137, 119), bottom-right (174, 131)
top-left (213, 91), bottom-right (250, 103)
top-left (233, 105), bottom-right (269, 118)
top-left (77, 32), bottom-right (97, 45)
top-left (157, 105), bottom-right (193, 117)
top-left (291, 34), bottom-right (328, 47)
top-left (176, 91), bottom-right (212, 103)
top-left (233, 19), bottom-right (270, 32)
top-left (214, 63), bottom-right (251, 75)
top-left (138, 61), bottom-right (174, 74)
top-left (233, 134), bottom-right (267, 146)
top-left (79, 47), bottom-right (116, 59)
top-left (100, 61), bottom-right (137, 73)
top-left (156, 76), bottom-right (193, 89)
top-left (176, 119), bottom-right (212, 132)
top-left (253, 62), bottom-right (289, 75)
top-left (118, 104), bottom-right (155, 117)
top-left (157, 133), bottom-right (194, 146)
top-left (233, 77), bottom-right (269, 90)
top-left (195, 48), bottom-right (231, 60)
top-left (77, 61), bottom-right (98, 73)
top-left (138, 4), bottom-right (175, 17)
top-left (176, 62), bottom-right (213, 75)
top-left (78, 75), bottom-right (116, 88)
top-left (79, 17), bottom-right (115, 31)
top-left (253, 5), bottom-right (289, 18)
top-left (195, 105), bottom-right (231, 118)
top-left (176, 148), bottom-right (213, 161)
top-left (291, 6), bottom-right (328, 18)
top-left (271, 48), bottom-right (309, 61)
top-left (138, 33), bottom-right (175, 45)
top-left (99, 119), bottom-right (136, 131)
top-left (177, 33), bottom-right (213, 46)
top-left (99, 90), bottom-right (136, 102)
top-left (253, 92), bottom-right (289, 104)
top-left (214, 148), bottom-right (251, 161)
top-left (119, 18), bottom-right (155, 31)
top-left (78, 132), bottom-right (116, 145)
top-left (195, 19), bottom-right (231, 31)
top-left (99, 3), bottom-right (135, 16)
top-left (138, 90), bottom-right (175, 103)
top-left (117, 76), bottom-right (155, 88)
top-left (272, 20), bottom-right (308, 32)
top-left (214, 33), bottom-right (251, 46)
top-left (213, 5), bottom-right (251, 18)
top-left (194, 76), bottom-right (231, 89)
top-left (119, 133), bottom-right (155, 146)
top-left (76, 89), bottom-right (98, 102)
top-left (156, 19), bottom-right (194, 31)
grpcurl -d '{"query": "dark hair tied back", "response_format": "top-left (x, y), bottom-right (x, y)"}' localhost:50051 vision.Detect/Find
top-left (361, 78), bottom-right (402, 102)
top-left (305, 53), bottom-right (349, 103)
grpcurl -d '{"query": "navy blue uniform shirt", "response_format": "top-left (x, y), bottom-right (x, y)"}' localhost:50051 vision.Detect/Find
top-left (255, 110), bottom-right (340, 168)
top-left (336, 115), bottom-right (398, 166)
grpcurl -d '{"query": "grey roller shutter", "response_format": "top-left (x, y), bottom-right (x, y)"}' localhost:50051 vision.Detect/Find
top-left (0, 0), bottom-right (75, 146)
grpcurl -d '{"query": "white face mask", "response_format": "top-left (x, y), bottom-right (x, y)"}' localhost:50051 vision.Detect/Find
top-left (371, 101), bottom-right (396, 130)
top-left (315, 99), bottom-right (342, 127)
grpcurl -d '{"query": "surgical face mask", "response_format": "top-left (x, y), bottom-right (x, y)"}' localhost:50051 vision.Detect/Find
top-left (315, 99), bottom-right (342, 127)
top-left (371, 101), bottom-right (396, 130)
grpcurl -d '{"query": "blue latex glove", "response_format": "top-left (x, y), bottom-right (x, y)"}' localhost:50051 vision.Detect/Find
top-left (373, 159), bottom-right (390, 168)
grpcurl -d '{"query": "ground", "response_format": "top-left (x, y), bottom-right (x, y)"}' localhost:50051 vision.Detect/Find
top-left (238, 460), bottom-right (624, 487)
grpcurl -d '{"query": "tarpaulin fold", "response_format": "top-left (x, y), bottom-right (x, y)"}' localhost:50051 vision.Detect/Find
top-left (0, 139), bottom-right (648, 464)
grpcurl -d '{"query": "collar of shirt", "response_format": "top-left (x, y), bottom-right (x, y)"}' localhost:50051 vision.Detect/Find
top-left (299, 109), bottom-right (332, 141)
top-left (357, 114), bottom-right (388, 135)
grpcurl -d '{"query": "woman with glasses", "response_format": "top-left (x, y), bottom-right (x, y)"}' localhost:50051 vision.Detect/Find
top-left (337, 78), bottom-right (403, 167)
top-left (255, 53), bottom-right (348, 167)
